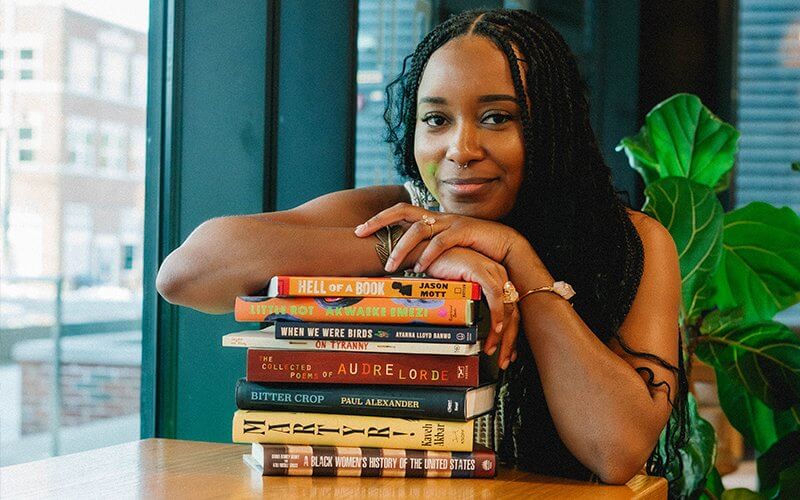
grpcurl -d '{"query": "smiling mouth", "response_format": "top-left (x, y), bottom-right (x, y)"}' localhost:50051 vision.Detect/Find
top-left (441, 177), bottom-right (498, 195)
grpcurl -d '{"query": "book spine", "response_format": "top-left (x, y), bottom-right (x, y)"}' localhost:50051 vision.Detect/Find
top-left (233, 410), bottom-right (473, 452)
top-left (224, 331), bottom-right (479, 355)
top-left (256, 444), bottom-right (496, 478)
top-left (235, 296), bottom-right (474, 326)
top-left (273, 321), bottom-right (478, 344)
top-left (246, 350), bottom-right (479, 387)
top-left (275, 276), bottom-right (481, 300)
top-left (235, 379), bottom-right (470, 420)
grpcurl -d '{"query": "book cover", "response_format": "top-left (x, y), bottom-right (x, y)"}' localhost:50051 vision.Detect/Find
top-left (235, 379), bottom-right (496, 420)
top-left (223, 328), bottom-right (481, 356)
top-left (249, 442), bottom-right (497, 478)
top-left (246, 349), bottom-right (480, 387)
top-left (232, 410), bottom-right (474, 451)
top-left (266, 275), bottom-right (482, 300)
top-left (272, 320), bottom-right (479, 344)
top-left (235, 296), bottom-right (474, 326)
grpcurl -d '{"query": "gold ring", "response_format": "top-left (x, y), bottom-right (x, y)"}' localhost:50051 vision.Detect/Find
top-left (502, 281), bottom-right (519, 304)
top-left (421, 215), bottom-right (436, 239)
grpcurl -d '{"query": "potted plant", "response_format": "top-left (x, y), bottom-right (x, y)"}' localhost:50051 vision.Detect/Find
top-left (617, 93), bottom-right (800, 499)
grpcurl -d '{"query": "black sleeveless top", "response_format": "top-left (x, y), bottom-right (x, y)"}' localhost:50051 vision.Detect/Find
top-left (404, 182), bottom-right (646, 481)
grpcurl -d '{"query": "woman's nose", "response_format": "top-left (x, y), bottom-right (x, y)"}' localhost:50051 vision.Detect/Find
top-left (446, 122), bottom-right (484, 166)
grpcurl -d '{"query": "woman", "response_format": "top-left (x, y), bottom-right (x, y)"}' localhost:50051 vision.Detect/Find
top-left (157, 9), bottom-right (687, 486)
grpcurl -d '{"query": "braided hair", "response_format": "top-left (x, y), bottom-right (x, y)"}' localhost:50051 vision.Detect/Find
top-left (384, 8), bottom-right (688, 494)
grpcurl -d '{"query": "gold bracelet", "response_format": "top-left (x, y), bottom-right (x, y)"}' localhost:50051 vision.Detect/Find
top-left (374, 225), bottom-right (405, 266)
top-left (518, 281), bottom-right (576, 302)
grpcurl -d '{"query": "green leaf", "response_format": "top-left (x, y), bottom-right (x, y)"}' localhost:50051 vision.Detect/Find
top-left (661, 393), bottom-right (717, 498)
top-left (696, 315), bottom-right (800, 410)
top-left (716, 367), bottom-right (800, 453)
top-left (720, 489), bottom-right (765, 499)
top-left (792, 162), bottom-right (800, 172)
top-left (714, 203), bottom-right (800, 321)
top-left (757, 431), bottom-right (800, 498)
top-left (778, 461), bottom-right (800, 499)
top-left (642, 178), bottom-right (724, 321)
top-left (699, 466), bottom-right (725, 500)
top-left (616, 93), bottom-right (740, 188)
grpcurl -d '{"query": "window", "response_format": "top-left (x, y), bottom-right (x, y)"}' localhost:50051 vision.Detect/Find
top-left (129, 127), bottom-right (146, 174)
top-left (66, 116), bottom-right (96, 169)
top-left (735, 1), bottom-right (800, 324)
top-left (130, 54), bottom-right (147, 105)
top-left (100, 49), bottom-right (129, 100)
top-left (7, 211), bottom-right (44, 276)
top-left (98, 121), bottom-right (127, 172)
top-left (0, 0), bottom-right (148, 469)
top-left (68, 39), bottom-right (98, 94)
top-left (354, 0), bottom-right (432, 188)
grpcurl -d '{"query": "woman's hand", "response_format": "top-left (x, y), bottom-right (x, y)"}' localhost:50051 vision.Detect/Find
top-left (416, 247), bottom-right (520, 369)
top-left (354, 202), bottom-right (524, 273)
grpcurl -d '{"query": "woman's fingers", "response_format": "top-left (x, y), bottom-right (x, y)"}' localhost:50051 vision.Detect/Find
top-left (479, 264), bottom-right (516, 358)
top-left (385, 219), bottom-right (439, 272)
top-left (354, 203), bottom-right (422, 237)
top-left (497, 306), bottom-right (519, 370)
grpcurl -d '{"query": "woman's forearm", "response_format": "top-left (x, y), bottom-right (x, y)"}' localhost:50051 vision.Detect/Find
top-left (156, 216), bottom-right (418, 314)
top-left (505, 244), bottom-right (665, 484)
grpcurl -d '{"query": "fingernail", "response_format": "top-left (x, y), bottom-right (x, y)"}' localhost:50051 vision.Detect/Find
top-left (384, 257), bottom-right (394, 272)
top-left (500, 358), bottom-right (510, 371)
top-left (413, 264), bottom-right (421, 273)
top-left (354, 224), bottom-right (365, 235)
top-left (511, 351), bottom-right (518, 362)
top-left (486, 345), bottom-right (497, 356)
top-left (495, 322), bottom-right (503, 334)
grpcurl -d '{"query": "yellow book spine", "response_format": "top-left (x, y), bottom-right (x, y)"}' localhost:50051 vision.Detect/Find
top-left (232, 410), bottom-right (473, 452)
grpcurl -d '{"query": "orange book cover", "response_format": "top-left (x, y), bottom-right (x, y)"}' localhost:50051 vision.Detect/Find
top-left (267, 276), bottom-right (481, 300)
top-left (235, 296), bottom-right (474, 326)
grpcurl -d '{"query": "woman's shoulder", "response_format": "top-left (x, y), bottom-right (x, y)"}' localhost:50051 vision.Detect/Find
top-left (625, 208), bottom-right (679, 280)
top-left (625, 209), bottom-right (675, 250)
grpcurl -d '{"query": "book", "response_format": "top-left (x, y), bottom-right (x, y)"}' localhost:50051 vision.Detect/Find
top-left (247, 442), bottom-right (497, 478)
top-left (224, 328), bottom-right (481, 356)
top-left (232, 409), bottom-right (474, 451)
top-left (265, 275), bottom-right (482, 300)
top-left (246, 349), bottom-right (480, 387)
top-left (272, 320), bottom-right (479, 344)
top-left (235, 379), bottom-right (496, 420)
top-left (235, 296), bottom-right (475, 326)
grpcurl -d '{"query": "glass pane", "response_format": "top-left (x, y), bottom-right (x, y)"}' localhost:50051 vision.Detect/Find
top-left (0, 1), bottom-right (148, 466)
top-left (735, 0), bottom-right (800, 326)
top-left (354, 0), bottom-right (433, 188)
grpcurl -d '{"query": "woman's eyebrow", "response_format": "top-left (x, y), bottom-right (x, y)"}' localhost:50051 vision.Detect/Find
top-left (418, 94), bottom-right (517, 104)
top-left (478, 94), bottom-right (517, 103)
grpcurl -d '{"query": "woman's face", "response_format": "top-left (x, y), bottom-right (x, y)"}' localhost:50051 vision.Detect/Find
top-left (414, 35), bottom-right (526, 220)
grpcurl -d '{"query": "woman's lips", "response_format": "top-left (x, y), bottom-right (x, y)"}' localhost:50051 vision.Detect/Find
top-left (442, 177), bottom-right (498, 196)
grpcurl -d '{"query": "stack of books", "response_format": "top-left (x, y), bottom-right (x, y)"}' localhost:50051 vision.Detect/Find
top-left (225, 275), bottom-right (498, 478)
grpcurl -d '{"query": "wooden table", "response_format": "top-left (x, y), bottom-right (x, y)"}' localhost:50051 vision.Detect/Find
top-left (1, 439), bottom-right (666, 499)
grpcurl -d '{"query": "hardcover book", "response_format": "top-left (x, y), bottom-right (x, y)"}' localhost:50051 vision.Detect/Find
top-left (235, 379), bottom-right (496, 420)
top-left (247, 442), bottom-right (497, 478)
top-left (223, 328), bottom-right (481, 356)
top-left (232, 410), bottom-right (474, 451)
top-left (265, 275), bottom-right (482, 300)
top-left (272, 320), bottom-right (479, 344)
top-left (235, 296), bottom-right (475, 326)
top-left (246, 349), bottom-right (480, 387)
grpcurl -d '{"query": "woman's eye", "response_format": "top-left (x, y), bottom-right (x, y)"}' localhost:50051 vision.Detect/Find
top-left (483, 113), bottom-right (513, 125)
top-left (421, 114), bottom-right (447, 127)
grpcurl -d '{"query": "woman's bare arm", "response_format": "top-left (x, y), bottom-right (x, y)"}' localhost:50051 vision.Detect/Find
top-left (156, 185), bottom-right (410, 313)
top-left (506, 212), bottom-right (680, 484)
